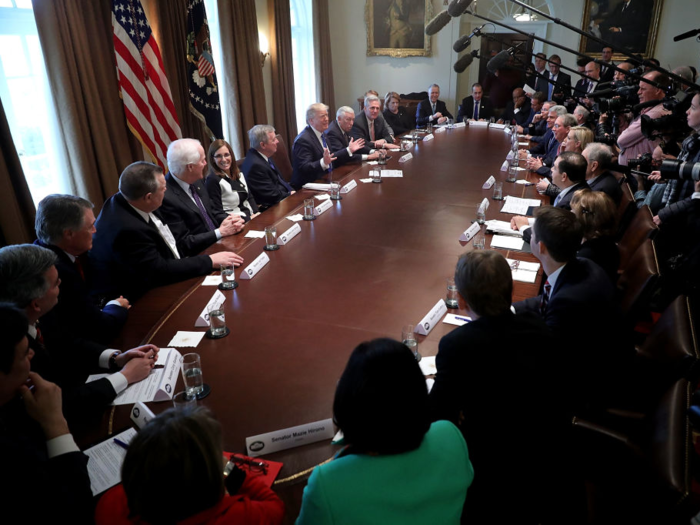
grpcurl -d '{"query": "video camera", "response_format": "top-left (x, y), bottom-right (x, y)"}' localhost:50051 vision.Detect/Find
top-left (659, 159), bottom-right (700, 181)
top-left (640, 90), bottom-right (692, 143)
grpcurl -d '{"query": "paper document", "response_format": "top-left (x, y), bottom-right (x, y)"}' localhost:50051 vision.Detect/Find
top-left (419, 356), bottom-right (437, 376)
top-left (201, 275), bottom-right (222, 286)
top-left (244, 230), bottom-right (265, 239)
top-left (443, 313), bottom-right (471, 327)
top-left (314, 193), bottom-right (331, 201)
top-left (523, 83), bottom-right (535, 95)
top-left (380, 170), bottom-right (403, 178)
top-left (87, 348), bottom-right (183, 405)
top-left (515, 179), bottom-right (534, 185)
top-left (500, 196), bottom-right (541, 215)
top-left (490, 235), bottom-right (525, 251)
top-left (302, 183), bottom-right (332, 191)
top-left (485, 220), bottom-right (522, 237)
top-left (506, 258), bottom-right (541, 283)
top-left (167, 331), bottom-right (206, 347)
top-left (85, 428), bottom-right (137, 496)
top-left (286, 214), bottom-right (304, 222)
top-left (359, 178), bottom-right (373, 183)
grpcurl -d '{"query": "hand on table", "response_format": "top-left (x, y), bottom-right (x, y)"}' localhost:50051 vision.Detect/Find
top-left (510, 216), bottom-right (530, 230)
top-left (210, 251), bottom-right (244, 269)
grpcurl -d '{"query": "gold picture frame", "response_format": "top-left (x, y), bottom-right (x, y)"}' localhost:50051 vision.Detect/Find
top-left (579, 0), bottom-right (664, 58)
top-left (365, 0), bottom-right (433, 58)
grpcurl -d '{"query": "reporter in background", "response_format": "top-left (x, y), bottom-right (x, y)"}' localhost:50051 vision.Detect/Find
top-left (96, 406), bottom-right (284, 524)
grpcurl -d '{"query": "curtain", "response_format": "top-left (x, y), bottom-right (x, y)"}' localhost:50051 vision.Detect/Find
top-left (0, 100), bottom-right (35, 246)
top-left (32, 0), bottom-right (143, 210)
top-left (268, 0), bottom-right (298, 151)
top-left (312, 0), bottom-right (335, 117)
top-left (217, 0), bottom-right (268, 157)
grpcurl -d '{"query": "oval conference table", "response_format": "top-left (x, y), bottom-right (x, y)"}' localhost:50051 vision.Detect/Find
top-left (80, 125), bottom-right (546, 523)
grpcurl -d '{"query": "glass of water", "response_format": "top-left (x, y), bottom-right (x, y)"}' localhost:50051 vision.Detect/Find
top-left (330, 181), bottom-right (342, 200)
top-left (303, 198), bottom-right (316, 220)
top-left (446, 277), bottom-right (459, 309)
top-left (264, 226), bottom-right (279, 251)
top-left (206, 302), bottom-right (229, 339)
top-left (476, 208), bottom-right (485, 225)
top-left (219, 263), bottom-right (238, 290)
top-left (492, 182), bottom-right (504, 201)
top-left (402, 324), bottom-right (421, 362)
top-left (370, 169), bottom-right (382, 183)
top-left (181, 353), bottom-right (208, 399)
top-left (473, 233), bottom-right (486, 250)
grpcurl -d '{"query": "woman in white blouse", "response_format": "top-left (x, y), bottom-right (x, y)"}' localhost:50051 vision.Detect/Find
top-left (205, 139), bottom-right (260, 222)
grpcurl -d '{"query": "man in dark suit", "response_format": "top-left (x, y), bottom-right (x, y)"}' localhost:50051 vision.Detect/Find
top-left (528, 113), bottom-right (577, 178)
top-left (90, 162), bottom-right (243, 300)
top-left (241, 125), bottom-right (295, 210)
top-left (583, 142), bottom-right (623, 205)
top-left (160, 138), bottom-right (244, 256)
top-left (522, 99), bottom-right (552, 138)
top-left (291, 102), bottom-right (346, 190)
top-left (532, 52), bottom-right (550, 93)
top-left (513, 206), bottom-right (630, 409)
top-left (456, 83), bottom-right (494, 122)
top-left (499, 87), bottom-right (532, 126)
top-left (545, 55), bottom-right (571, 105)
top-left (324, 106), bottom-right (377, 167)
top-left (599, 0), bottom-right (647, 53)
top-left (0, 304), bottom-right (93, 524)
top-left (599, 46), bottom-right (616, 83)
top-left (33, 194), bottom-right (128, 345)
top-left (429, 250), bottom-right (569, 523)
top-left (0, 244), bottom-right (159, 422)
top-left (350, 95), bottom-right (400, 153)
top-left (415, 84), bottom-right (453, 127)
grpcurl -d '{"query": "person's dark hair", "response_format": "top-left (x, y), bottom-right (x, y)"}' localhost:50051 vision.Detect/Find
top-left (333, 338), bottom-right (430, 455)
top-left (454, 251), bottom-right (512, 317)
top-left (121, 406), bottom-right (224, 524)
top-left (0, 244), bottom-right (57, 308)
top-left (535, 52), bottom-right (546, 61)
top-left (119, 161), bottom-right (163, 201)
top-left (557, 151), bottom-right (587, 183)
top-left (571, 189), bottom-right (617, 240)
top-left (0, 303), bottom-right (27, 375)
top-left (549, 54), bottom-right (561, 64)
top-left (533, 207), bottom-right (582, 263)
top-left (208, 139), bottom-right (240, 180)
top-left (471, 82), bottom-right (482, 91)
top-left (35, 194), bottom-right (93, 245)
top-left (531, 91), bottom-right (546, 104)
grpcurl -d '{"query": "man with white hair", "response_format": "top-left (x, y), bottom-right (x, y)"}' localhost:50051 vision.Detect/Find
top-left (159, 138), bottom-right (244, 256)
top-left (291, 102), bottom-right (341, 189)
top-left (351, 94), bottom-right (399, 152)
top-left (325, 106), bottom-right (378, 166)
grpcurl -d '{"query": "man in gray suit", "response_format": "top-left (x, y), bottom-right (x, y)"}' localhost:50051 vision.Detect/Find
top-left (351, 94), bottom-right (399, 150)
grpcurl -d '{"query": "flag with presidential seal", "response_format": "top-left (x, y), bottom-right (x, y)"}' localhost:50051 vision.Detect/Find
top-left (187, 0), bottom-right (223, 139)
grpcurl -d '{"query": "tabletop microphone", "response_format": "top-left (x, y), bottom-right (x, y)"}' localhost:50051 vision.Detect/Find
top-left (447, 0), bottom-right (474, 17)
top-left (453, 24), bottom-right (485, 53)
top-left (425, 10), bottom-right (451, 36)
top-left (454, 50), bottom-right (479, 73)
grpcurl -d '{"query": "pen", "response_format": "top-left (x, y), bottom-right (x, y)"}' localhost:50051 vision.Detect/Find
top-left (455, 316), bottom-right (471, 322)
top-left (113, 438), bottom-right (129, 450)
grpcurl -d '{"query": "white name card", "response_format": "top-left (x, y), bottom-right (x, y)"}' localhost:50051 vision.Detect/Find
top-left (195, 290), bottom-right (226, 327)
top-left (482, 175), bottom-right (496, 189)
top-left (479, 197), bottom-right (490, 213)
top-left (341, 179), bottom-right (357, 193)
top-left (240, 252), bottom-right (270, 280)
top-left (500, 159), bottom-right (509, 171)
top-left (506, 150), bottom-right (515, 160)
top-left (246, 418), bottom-right (335, 457)
top-left (130, 401), bottom-right (156, 429)
top-left (519, 142), bottom-right (529, 146)
top-left (415, 299), bottom-right (448, 335)
top-left (434, 126), bottom-right (446, 133)
top-left (422, 133), bottom-right (434, 142)
top-left (490, 123), bottom-right (506, 130)
top-left (398, 153), bottom-right (413, 163)
top-left (459, 221), bottom-right (481, 242)
top-left (469, 120), bottom-right (489, 127)
top-left (454, 121), bottom-right (467, 128)
top-left (314, 199), bottom-right (333, 216)
top-left (277, 223), bottom-right (301, 245)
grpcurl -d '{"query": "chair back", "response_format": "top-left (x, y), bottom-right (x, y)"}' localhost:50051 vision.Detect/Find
top-left (617, 239), bottom-right (660, 323)
top-left (271, 134), bottom-right (293, 183)
top-left (616, 182), bottom-right (636, 239)
top-left (618, 205), bottom-right (659, 271)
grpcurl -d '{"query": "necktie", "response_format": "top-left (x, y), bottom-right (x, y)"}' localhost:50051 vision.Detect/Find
top-left (432, 103), bottom-right (436, 114)
top-left (149, 213), bottom-right (180, 259)
top-left (548, 82), bottom-right (554, 100)
top-left (474, 101), bottom-right (479, 121)
top-left (369, 120), bottom-right (375, 142)
top-left (547, 134), bottom-right (555, 151)
top-left (622, 2), bottom-right (628, 12)
top-left (74, 256), bottom-right (86, 282)
top-left (189, 185), bottom-right (216, 231)
top-left (553, 191), bottom-right (562, 207)
top-left (540, 280), bottom-right (551, 315)
top-left (270, 159), bottom-right (293, 192)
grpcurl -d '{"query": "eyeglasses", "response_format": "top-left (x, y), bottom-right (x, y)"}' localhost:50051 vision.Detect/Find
top-left (214, 153), bottom-right (232, 160)
top-left (225, 454), bottom-right (269, 476)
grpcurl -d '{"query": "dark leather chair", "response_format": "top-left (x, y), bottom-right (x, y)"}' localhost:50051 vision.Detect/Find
top-left (617, 238), bottom-right (660, 325)
top-left (616, 182), bottom-right (637, 239)
top-left (617, 205), bottom-right (659, 272)
top-left (271, 133), bottom-right (293, 183)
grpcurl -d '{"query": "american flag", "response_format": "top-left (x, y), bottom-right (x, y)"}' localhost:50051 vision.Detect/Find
top-left (111, 0), bottom-right (181, 169)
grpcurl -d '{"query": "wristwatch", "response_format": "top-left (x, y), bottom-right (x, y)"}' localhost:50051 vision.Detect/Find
top-left (108, 350), bottom-right (122, 371)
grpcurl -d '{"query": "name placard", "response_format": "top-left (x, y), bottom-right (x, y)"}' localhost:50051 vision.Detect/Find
top-left (246, 418), bottom-right (335, 457)
top-left (239, 252), bottom-right (270, 280)
top-left (434, 126), bottom-right (446, 133)
top-left (341, 179), bottom-right (357, 193)
top-left (195, 290), bottom-right (226, 327)
top-left (506, 150), bottom-right (515, 160)
top-left (130, 401), bottom-right (156, 429)
top-left (415, 299), bottom-right (448, 335)
top-left (479, 197), bottom-right (490, 213)
top-left (453, 121), bottom-right (467, 128)
top-left (398, 153), bottom-right (413, 163)
top-left (277, 223), bottom-right (301, 245)
top-left (500, 159), bottom-right (509, 171)
top-left (482, 175), bottom-right (495, 189)
top-left (469, 120), bottom-right (488, 127)
top-left (490, 123), bottom-right (506, 130)
top-left (459, 221), bottom-right (481, 242)
top-left (422, 133), bottom-right (434, 142)
top-left (314, 199), bottom-right (333, 216)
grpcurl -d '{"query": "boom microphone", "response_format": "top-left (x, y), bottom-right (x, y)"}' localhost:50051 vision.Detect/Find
top-left (447, 0), bottom-right (474, 17)
top-left (673, 28), bottom-right (700, 42)
top-left (453, 24), bottom-right (485, 53)
top-left (486, 48), bottom-right (512, 73)
top-left (454, 50), bottom-right (479, 73)
top-left (425, 10), bottom-right (451, 36)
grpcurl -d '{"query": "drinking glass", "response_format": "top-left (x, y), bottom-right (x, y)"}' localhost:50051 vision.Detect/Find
top-left (402, 324), bottom-right (421, 362)
top-left (446, 277), bottom-right (459, 309)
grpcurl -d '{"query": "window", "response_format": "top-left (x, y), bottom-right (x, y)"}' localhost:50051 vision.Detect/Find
top-left (0, 2), bottom-right (70, 205)
top-left (290, 0), bottom-right (316, 132)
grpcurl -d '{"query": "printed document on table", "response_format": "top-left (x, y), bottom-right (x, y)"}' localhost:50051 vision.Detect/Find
top-left (500, 196), bottom-right (542, 215)
top-left (380, 170), bottom-right (403, 177)
top-left (485, 220), bottom-right (522, 237)
top-left (85, 427), bottom-right (137, 495)
top-left (490, 235), bottom-right (525, 251)
top-left (506, 258), bottom-right (541, 283)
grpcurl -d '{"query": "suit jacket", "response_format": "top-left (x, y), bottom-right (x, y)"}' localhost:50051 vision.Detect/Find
top-left (513, 257), bottom-right (630, 408)
top-left (415, 99), bottom-right (453, 127)
top-left (34, 241), bottom-right (127, 345)
top-left (578, 236), bottom-right (620, 283)
top-left (599, 0), bottom-right (647, 51)
top-left (572, 78), bottom-right (588, 99)
top-left (159, 173), bottom-right (221, 256)
top-left (350, 112), bottom-right (394, 150)
top-left (324, 120), bottom-right (364, 167)
top-left (456, 96), bottom-right (495, 123)
top-left (291, 125), bottom-right (334, 190)
top-left (382, 107), bottom-right (414, 135)
top-left (89, 193), bottom-right (212, 300)
top-left (500, 98), bottom-right (532, 127)
top-left (429, 312), bottom-right (568, 522)
top-left (240, 148), bottom-right (292, 210)
top-left (556, 180), bottom-right (590, 210)
top-left (529, 128), bottom-right (553, 150)
top-left (588, 170), bottom-right (623, 205)
top-left (545, 72), bottom-right (571, 103)
top-left (533, 69), bottom-right (549, 94)
top-left (599, 62), bottom-right (616, 83)
top-left (527, 115), bottom-right (548, 137)
top-left (204, 172), bottom-right (258, 222)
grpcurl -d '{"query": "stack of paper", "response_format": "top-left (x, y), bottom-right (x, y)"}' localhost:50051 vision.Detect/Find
top-left (506, 258), bottom-right (541, 283)
top-left (485, 220), bottom-right (522, 237)
top-left (500, 196), bottom-right (541, 215)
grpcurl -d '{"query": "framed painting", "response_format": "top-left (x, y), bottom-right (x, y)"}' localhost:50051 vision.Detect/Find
top-left (365, 0), bottom-right (433, 58)
top-left (579, 0), bottom-right (664, 58)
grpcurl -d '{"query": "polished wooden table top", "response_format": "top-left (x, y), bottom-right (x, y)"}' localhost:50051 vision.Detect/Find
top-left (94, 125), bottom-right (545, 521)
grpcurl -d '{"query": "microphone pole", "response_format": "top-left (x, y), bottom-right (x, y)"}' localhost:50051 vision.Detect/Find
top-left (504, 0), bottom-right (700, 91)
top-left (465, 10), bottom-right (667, 92)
